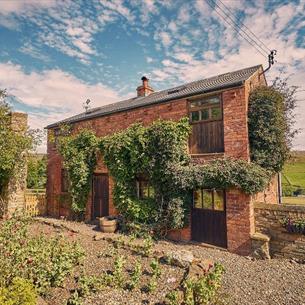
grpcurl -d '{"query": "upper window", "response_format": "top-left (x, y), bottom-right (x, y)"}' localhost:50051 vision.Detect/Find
top-left (136, 178), bottom-right (155, 199)
top-left (189, 96), bottom-right (222, 123)
top-left (193, 189), bottom-right (225, 211)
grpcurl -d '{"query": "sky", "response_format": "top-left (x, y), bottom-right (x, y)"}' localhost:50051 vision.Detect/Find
top-left (0, 0), bottom-right (304, 152)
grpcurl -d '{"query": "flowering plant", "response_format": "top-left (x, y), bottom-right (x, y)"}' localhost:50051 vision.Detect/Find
top-left (281, 217), bottom-right (305, 235)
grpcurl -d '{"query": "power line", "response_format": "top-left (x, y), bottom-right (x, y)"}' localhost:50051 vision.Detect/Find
top-left (205, 0), bottom-right (267, 58)
top-left (209, 0), bottom-right (269, 56)
top-left (217, 0), bottom-right (271, 54)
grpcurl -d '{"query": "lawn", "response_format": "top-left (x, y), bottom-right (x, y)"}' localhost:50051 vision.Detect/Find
top-left (282, 151), bottom-right (305, 196)
top-left (282, 196), bottom-right (305, 205)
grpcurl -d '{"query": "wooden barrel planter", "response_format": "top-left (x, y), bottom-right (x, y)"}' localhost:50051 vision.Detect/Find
top-left (99, 216), bottom-right (118, 233)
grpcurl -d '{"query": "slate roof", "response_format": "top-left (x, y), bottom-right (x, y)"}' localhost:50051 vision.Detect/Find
top-left (46, 65), bottom-right (262, 128)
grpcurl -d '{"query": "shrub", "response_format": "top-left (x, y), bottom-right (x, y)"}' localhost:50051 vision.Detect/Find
top-left (147, 258), bottom-right (161, 293)
top-left (127, 260), bottom-right (142, 290)
top-left (182, 263), bottom-right (225, 305)
top-left (0, 215), bottom-right (85, 294)
top-left (0, 277), bottom-right (37, 305)
top-left (248, 84), bottom-right (297, 173)
top-left (281, 217), bottom-right (305, 235)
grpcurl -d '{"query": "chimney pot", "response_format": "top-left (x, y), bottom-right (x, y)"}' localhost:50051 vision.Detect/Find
top-left (137, 76), bottom-right (154, 97)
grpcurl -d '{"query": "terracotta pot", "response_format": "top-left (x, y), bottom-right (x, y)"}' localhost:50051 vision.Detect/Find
top-left (99, 216), bottom-right (118, 233)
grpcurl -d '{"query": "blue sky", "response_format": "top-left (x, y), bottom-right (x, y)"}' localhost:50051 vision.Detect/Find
top-left (0, 0), bottom-right (304, 152)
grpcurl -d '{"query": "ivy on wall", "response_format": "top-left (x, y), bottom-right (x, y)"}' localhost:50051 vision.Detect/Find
top-left (57, 129), bottom-right (99, 215)
top-left (56, 84), bottom-right (295, 229)
top-left (100, 118), bottom-right (192, 235)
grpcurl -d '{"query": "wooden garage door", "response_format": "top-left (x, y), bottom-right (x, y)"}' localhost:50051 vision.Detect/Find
top-left (191, 189), bottom-right (227, 248)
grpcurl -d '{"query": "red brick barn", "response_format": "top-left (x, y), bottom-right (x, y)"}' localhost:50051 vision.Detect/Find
top-left (46, 65), bottom-right (279, 255)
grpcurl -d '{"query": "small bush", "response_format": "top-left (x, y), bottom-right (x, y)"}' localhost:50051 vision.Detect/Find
top-left (0, 277), bottom-right (37, 305)
top-left (0, 215), bottom-right (85, 294)
top-left (147, 258), bottom-right (161, 293)
top-left (183, 263), bottom-right (225, 305)
top-left (127, 260), bottom-right (142, 290)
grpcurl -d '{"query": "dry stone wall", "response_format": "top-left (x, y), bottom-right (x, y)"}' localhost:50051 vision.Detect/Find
top-left (254, 202), bottom-right (305, 259)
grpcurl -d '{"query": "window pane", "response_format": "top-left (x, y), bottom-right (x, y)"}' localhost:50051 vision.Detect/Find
top-left (200, 109), bottom-right (209, 120)
top-left (193, 189), bottom-right (202, 208)
top-left (206, 96), bottom-right (220, 105)
top-left (190, 101), bottom-right (200, 108)
top-left (214, 190), bottom-right (225, 211)
top-left (202, 190), bottom-right (213, 209)
top-left (191, 111), bottom-right (200, 122)
top-left (211, 107), bottom-right (222, 120)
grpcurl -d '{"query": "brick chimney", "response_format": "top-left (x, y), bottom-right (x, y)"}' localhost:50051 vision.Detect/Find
top-left (136, 76), bottom-right (154, 97)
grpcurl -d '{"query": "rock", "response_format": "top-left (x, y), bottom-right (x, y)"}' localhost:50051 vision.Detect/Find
top-left (161, 250), bottom-right (194, 268)
top-left (93, 234), bottom-right (103, 241)
top-left (251, 232), bottom-right (271, 260)
top-left (166, 277), bottom-right (177, 283)
top-left (187, 259), bottom-right (214, 280)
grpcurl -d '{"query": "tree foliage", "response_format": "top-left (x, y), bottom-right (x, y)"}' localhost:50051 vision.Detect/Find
top-left (26, 155), bottom-right (47, 189)
top-left (248, 82), bottom-right (297, 173)
top-left (0, 90), bottom-right (33, 195)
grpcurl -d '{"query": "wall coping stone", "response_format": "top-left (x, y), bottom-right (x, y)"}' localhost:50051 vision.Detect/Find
top-left (251, 232), bottom-right (270, 242)
top-left (254, 202), bottom-right (305, 213)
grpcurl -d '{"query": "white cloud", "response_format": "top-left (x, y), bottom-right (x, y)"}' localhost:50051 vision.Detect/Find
top-left (203, 50), bottom-right (215, 61)
top-left (0, 0), bottom-right (56, 15)
top-left (146, 56), bottom-right (154, 63)
top-left (158, 31), bottom-right (172, 47)
top-left (174, 52), bottom-right (194, 63)
top-left (0, 62), bottom-right (122, 151)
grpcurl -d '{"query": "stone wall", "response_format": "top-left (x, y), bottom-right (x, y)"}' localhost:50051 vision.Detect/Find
top-left (254, 202), bottom-right (305, 259)
top-left (4, 112), bottom-right (28, 216)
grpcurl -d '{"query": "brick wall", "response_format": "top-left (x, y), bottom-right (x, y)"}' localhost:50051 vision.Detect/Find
top-left (254, 202), bottom-right (305, 259)
top-left (47, 72), bottom-right (277, 255)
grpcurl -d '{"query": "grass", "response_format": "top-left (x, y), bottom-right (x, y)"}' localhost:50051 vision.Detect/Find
top-left (282, 151), bottom-right (305, 188)
top-left (282, 196), bottom-right (305, 205)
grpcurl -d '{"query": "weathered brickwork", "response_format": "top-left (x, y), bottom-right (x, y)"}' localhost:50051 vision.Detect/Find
top-left (254, 202), bottom-right (305, 259)
top-left (47, 68), bottom-right (278, 256)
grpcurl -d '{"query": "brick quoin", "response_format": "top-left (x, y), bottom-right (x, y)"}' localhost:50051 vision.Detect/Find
top-left (46, 67), bottom-right (278, 256)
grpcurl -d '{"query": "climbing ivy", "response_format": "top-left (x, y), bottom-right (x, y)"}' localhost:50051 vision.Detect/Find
top-left (100, 118), bottom-right (192, 235)
top-left (99, 118), bottom-right (270, 235)
top-left (58, 82), bottom-right (295, 225)
top-left (169, 159), bottom-right (271, 195)
top-left (57, 129), bottom-right (99, 215)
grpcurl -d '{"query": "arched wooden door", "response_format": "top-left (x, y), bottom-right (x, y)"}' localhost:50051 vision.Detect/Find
top-left (92, 174), bottom-right (109, 219)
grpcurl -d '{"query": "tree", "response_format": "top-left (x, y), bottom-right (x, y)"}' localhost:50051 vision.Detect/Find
top-left (0, 90), bottom-right (40, 198)
top-left (27, 155), bottom-right (47, 189)
top-left (248, 80), bottom-right (298, 173)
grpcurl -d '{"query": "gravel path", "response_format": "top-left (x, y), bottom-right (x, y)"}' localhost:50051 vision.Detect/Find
top-left (35, 217), bottom-right (305, 305)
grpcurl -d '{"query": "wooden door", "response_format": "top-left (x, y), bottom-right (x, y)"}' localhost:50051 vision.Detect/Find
top-left (191, 189), bottom-right (227, 248)
top-left (189, 120), bottom-right (224, 154)
top-left (92, 174), bottom-right (109, 219)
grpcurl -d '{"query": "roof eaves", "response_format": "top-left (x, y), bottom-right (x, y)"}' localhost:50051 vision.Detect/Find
top-left (45, 80), bottom-right (244, 129)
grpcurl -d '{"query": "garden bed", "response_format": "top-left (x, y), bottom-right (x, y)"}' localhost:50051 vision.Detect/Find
top-left (2, 217), bottom-right (305, 305)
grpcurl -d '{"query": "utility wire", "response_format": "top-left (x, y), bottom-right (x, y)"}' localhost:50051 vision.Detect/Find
top-left (205, 0), bottom-right (267, 58)
top-left (217, 0), bottom-right (271, 54)
top-left (209, 0), bottom-right (269, 56)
